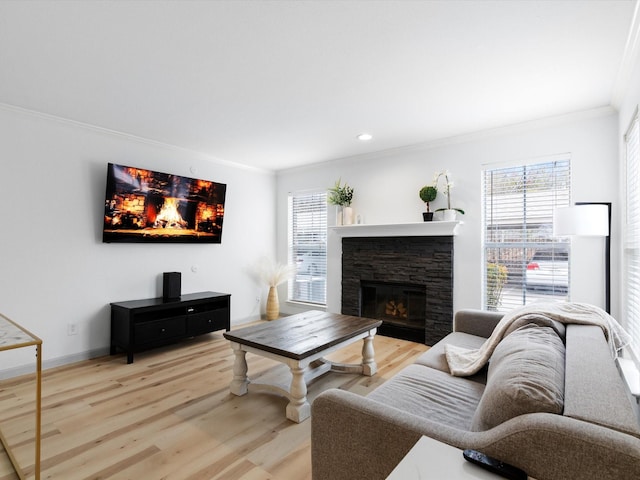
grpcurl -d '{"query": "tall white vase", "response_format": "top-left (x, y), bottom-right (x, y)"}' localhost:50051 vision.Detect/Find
top-left (343, 206), bottom-right (354, 225)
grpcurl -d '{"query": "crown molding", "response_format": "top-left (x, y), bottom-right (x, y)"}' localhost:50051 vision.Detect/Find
top-left (612, 0), bottom-right (640, 108)
top-left (278, 106), bottom-right (617, 175)
top-left (0, 102), bottom-right (275, 175)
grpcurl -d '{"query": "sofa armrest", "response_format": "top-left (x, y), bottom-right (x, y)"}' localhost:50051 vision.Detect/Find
top-left (311, 389), bottom-right (470, 480)
top-left (453, 309), bottom-right (503, 338)
top-left (469, 413), bottom-right (640, 480)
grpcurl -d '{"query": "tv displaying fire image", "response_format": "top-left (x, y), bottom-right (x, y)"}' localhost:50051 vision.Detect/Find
top-left (102, 163), bottom-right (226, 243)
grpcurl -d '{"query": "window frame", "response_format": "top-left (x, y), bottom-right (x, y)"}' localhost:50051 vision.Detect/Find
top-left (287, 190), bottom-right (328, 306)
top-left (623, 106), bottom-right (640, 365)
top-left (482, 156), bottom-right (572, 312)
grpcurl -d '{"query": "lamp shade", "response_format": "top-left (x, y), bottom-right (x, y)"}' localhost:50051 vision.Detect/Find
top-left (553, 205), bottom-right (609, 237)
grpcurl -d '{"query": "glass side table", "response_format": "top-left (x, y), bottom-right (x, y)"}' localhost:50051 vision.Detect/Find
top-left (0, 313), bottom-right (42, 480)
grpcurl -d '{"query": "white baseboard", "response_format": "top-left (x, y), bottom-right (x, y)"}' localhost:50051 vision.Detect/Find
top-left (0, 347), bottom-right (111, 380)
top-left (233, 314), bottom-right (261, 326)
top-left (0, 317), bottom-right (260, 380)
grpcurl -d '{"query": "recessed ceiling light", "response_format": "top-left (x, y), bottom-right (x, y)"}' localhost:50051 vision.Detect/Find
top-left (357, 133), bottom-right (373, 141)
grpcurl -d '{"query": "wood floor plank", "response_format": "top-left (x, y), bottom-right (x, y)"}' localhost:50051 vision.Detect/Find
top-left (0, 326), bottom-right (428, 479)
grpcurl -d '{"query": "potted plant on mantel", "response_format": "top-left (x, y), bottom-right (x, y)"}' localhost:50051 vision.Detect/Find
top-left (419, 185), bottom-right (438, 221)
top-left (434, 170), bottom-right (465, 221)
top-left (328, 179), bottom-right (355, 225)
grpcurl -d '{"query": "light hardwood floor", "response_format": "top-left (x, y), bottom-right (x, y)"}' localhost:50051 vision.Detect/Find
top-left (0, 327), bottom-right (428, 480)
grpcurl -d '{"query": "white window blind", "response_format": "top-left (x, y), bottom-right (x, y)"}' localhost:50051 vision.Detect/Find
top-left (287, 191), bottom-right (327, 305)
top-left (624, 110), bottom-right (640, 364)
top-left (483, 159), bottom-right (571, 312)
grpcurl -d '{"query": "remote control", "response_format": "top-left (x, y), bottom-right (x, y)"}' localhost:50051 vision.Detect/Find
top-left (462, 449), bottom-right (527, 480)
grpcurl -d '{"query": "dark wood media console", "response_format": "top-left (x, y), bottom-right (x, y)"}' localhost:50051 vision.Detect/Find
top-left (110, 291), bottom-right (231, 364)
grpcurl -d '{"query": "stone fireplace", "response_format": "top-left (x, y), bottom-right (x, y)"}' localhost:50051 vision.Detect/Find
top-left (340, 234), bottom-right (454, 345)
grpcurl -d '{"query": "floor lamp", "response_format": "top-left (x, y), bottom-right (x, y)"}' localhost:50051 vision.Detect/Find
top-left (553, 202), bottom-right (611, 313)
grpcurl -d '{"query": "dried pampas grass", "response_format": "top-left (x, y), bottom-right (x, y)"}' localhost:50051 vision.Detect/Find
top-left (255, 257), bottom-right (297, 287)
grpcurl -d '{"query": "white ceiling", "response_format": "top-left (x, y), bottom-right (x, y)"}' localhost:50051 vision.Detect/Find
top-left (0, 1), bottom-right (638, 171)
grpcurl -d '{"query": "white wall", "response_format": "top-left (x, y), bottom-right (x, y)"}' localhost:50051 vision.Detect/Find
top-left (277, 109), bottom-right (619, 319)
top-left (0, 106), bottom-right (276, 377)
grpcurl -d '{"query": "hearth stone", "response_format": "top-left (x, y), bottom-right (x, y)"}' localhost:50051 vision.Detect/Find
top-left (341, 236), bottom-right (453, 345)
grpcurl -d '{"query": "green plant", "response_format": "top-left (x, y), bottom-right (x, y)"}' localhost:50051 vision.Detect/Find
top-left (434, 170), bottom-right (465, 215)
top-left (419, 185), bottom-right (438, 212)
top-left (327, 179), bottom-right (354, 206)
top-left (486, 262), bottom-right (508, 311)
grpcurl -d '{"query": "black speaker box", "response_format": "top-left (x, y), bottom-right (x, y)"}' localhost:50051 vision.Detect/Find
top-left (163, 272), bottom-right (181, 299)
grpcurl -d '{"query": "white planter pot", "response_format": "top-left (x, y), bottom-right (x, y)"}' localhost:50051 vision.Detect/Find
top-left (442, 209), bottom-right (457, 221)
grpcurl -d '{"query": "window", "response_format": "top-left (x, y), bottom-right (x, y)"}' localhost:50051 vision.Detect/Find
top-left (287, 191), bottom-right (327, 305)
top-left (624, 109), bottom-right (640, 364)
top-left (483, 158), bottom-right (571, 312)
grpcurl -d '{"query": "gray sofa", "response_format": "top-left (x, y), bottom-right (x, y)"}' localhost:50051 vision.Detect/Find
top-left (311, 309), bottom-right (640, 480)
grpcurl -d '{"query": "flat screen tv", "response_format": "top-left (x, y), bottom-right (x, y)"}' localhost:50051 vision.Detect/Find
top-left (102, 163), bottom-right (226, 243)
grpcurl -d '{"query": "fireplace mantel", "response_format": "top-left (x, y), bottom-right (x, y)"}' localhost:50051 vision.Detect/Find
top-left (329, 221), bottom-right (462, 238)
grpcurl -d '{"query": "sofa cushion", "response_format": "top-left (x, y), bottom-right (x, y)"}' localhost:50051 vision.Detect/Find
top-left (471, 324), bottom-right (565, 431)
top-left (368, 364), bottom-right (485, 430)
top-left (414, 331), bottom-right (487, 382)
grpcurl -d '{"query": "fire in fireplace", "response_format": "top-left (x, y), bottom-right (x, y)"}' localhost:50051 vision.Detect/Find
top-left (154, 197), bottom-right (188, 229)
top-left (361, 281), bottom-right (427, 341)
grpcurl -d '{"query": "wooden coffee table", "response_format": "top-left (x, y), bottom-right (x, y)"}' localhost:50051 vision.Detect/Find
top-left (223, 310), bottom-right (382, 422)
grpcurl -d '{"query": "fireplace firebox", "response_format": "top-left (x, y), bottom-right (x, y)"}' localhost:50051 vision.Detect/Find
top-left (361, 281), bottom-right (427, 341)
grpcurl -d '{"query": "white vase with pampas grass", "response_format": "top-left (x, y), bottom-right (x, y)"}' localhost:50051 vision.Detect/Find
top-left (256, 257), bottom-right (297, 320)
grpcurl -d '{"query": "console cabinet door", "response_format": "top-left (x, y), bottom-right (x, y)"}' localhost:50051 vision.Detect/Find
top-left (187, 309), bottom-right (228, 335)
top-left (134, 316), bottom-right (186, 344)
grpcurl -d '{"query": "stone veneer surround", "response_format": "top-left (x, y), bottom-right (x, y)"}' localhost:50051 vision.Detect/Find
top-left (341, 235), bottom-right (453, 345)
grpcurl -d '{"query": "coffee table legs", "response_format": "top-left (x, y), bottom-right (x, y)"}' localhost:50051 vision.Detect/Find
top-left (286, 363), bottom-right (311, 422)
top-left (229, 343), bottom-right (249, 395)
top-left (362, 331), bottom-right (377, 376)
top-left (227, 329), bottom-right (378, 423)
top-left (228, 343), bottom-right (312, 422)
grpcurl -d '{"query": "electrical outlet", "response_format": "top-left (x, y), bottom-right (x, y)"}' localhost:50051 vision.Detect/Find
top-left (67, 322), bottom-right (78, 336)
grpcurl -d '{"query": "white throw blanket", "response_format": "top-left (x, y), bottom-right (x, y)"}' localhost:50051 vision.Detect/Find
top-left (445, 302), bottom-right (631, 377)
